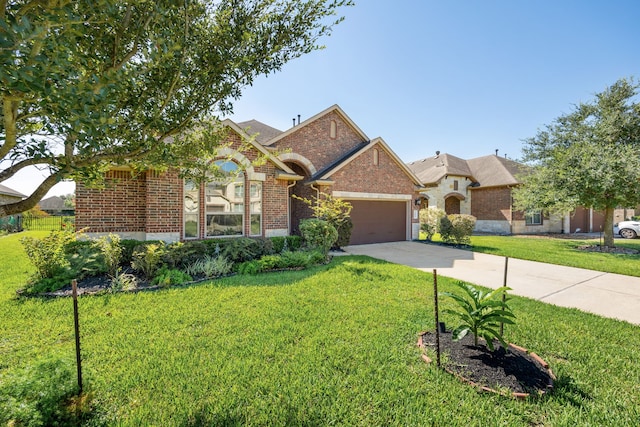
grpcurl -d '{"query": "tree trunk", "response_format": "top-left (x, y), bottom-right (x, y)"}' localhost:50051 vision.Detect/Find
top-left (603, 206), bottom-right (615, 248)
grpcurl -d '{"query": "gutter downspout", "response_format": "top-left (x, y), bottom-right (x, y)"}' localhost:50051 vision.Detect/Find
top-left (287, 181), bottom-right (297, 235)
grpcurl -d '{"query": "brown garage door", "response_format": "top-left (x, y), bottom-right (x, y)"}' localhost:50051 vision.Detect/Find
top-left (349, 200), bottom-right (407, 245)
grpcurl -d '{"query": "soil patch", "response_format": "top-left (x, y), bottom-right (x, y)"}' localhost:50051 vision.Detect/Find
top-left (419, 331), bottom-right (554, 397)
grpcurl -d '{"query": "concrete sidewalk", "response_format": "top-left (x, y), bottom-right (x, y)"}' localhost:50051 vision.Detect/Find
top-left (343, 241), bottom-right (640, 325)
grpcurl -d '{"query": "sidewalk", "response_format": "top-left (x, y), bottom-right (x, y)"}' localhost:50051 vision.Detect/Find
top-left (343, 241), bottom-right (640, 325)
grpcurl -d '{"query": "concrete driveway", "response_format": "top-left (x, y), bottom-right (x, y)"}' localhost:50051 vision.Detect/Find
top-left (343, 241), bottom-right (640, 325)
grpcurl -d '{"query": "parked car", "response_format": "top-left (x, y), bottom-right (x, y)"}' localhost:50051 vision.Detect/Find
top-left (614, 221), bottom-right (640, 239)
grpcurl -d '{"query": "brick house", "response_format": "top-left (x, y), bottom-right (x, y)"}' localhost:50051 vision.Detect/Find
top-left (407, 152), bottom-right (564, 234)
top-left (76, 105), bottom-right (425, 245)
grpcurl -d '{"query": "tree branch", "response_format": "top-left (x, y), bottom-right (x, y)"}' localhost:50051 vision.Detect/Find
top-left (1, 95), bottom-right (20, 159)
top-left (0, 156), bottom-right (55, 182)
top-left (0, 173), bottom-right (61, 216)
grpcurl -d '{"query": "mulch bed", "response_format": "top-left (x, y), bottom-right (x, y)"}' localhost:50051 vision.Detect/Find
top-left (418, 331), bottom-right (555, 398)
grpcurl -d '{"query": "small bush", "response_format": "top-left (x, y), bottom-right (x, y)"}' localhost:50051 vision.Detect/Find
top-left (0, 357), bottom-right (92, 426)
top-left (222, 238), bottom-right (267, 263)
top-left (257, 254), bottom-right (282, 271)
top-left (109, 272), bottom-right (138, 291)
top-left (94, 233), bottom-right (123, 277)
top-left (439, 214), bottom-right (476, 245)
top-left (270, 235), bottom-right (302, 253)
top-left (419, 207), bottom-right (446, 241)
top-left (186, 255), bottom-right (233, 278)
top-left (131, 243), bottom-right (166, 278)
top-left (236, 260), bottom-right (262, 275)
top-left (150, 267), bottom-right (193, 287)
top-left (66, 242), bottom-right (106, 279)
top-left (163, 241), bottom-right (208, 269)
top-left (119, 239), bottom-right (146, 265)
top-left (299, 218), bottom-right (338, 256)
top-left (20, 229), bottom-right (77, 280)
top-left (335, 217), bottom-right (353, 248)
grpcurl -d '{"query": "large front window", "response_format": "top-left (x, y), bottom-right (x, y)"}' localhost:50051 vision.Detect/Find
top-left (184, 179), bottom-right (199, 239)
top-left (183, 160), bottom-right (264, 239)
top-left (206, 161), bottom-right (244, 237)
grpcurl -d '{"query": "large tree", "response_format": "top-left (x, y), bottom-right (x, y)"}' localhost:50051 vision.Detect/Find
top-left (0, 0), bottom-right (352, 216)
top-left (513, 78), bottom-right (640, 247)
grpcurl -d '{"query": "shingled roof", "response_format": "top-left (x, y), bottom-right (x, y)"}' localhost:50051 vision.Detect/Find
top-left (236, 120), bottom-right (283, 145)
top-left (407, 153), bottom-right (526, 188)
top-left (407, 153), bottom-right (474, 184)
top-left (0, 183), bottom-right (26, 198)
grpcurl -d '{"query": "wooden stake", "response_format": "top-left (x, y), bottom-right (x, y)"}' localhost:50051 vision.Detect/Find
top-left (433, 269), bottom-right (441, 367)
top-left (72, 279), bottom-right (83, 394)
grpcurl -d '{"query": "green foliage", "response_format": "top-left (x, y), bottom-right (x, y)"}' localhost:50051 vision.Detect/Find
top-left (514, 77), bottom-right (640, 247)
top-left (441, 282), bottom-right (516, 351)
top-left (293, 193), bottom-right (353, 248)
top-left (0, 0), bottom-right (353, 217)
top-left (0, 357), bottom-right (91, 426)
top-left (236, 249), bottom-right (325, 274)
top-left (419, 207), bottom-right (446, 241)
top-left (236, 259), bottom-right (262, 275)
top-left (150, 267), bottom-right (193, 287)
top-left (20, 229), bottom-right (77, 280)
top-left (185, 255), bottom-right (233, 278)
top-left (66, 241), bottom-right (106, 279)
top-left (221, 237), bottom-right (271, 263)
top-left (94, 233), bottom-right (123, 277)
top-left (299, 218), bottom-right (338, 256)
top-left (439, 214), bottom-right (476, 245)
top-left (131, 243), bottom-right (167, 279)
top-left (163, 241), bottom-right (208, 270)
top-left (109, 271), bottom-right (138, 292)
top-left (270, 235), bottom-right (302, 253)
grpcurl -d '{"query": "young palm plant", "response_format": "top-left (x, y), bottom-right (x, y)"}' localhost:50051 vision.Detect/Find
top-left (440, 282), bottom-right (516, 351)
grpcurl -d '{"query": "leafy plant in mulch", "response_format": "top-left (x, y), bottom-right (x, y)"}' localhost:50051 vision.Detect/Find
top-left (440, 282), bottom-right (515, 351)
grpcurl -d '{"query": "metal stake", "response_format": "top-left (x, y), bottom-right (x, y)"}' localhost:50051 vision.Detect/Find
top-left (72, 279), bottom-right (83, 394)
top-left (433, 269), bottom-right (441, 367)
top-left (500, 257), bottom-right (509, 337)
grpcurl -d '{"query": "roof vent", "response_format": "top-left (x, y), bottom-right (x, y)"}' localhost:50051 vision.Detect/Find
top-left (434, 150), bottom-right (440, 159)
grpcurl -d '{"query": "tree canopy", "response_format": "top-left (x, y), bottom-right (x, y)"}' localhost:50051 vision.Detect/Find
top-left (513, 77), bottom-right (640, 247)
top-left (0, 0), bottom-right (352, 216)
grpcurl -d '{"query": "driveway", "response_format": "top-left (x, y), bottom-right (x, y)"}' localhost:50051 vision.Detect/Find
top-left (343, 241), bottom-right (640, 325)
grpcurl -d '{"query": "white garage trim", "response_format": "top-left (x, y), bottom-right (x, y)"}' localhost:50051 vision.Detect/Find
top-left (332, 191), bottom-right (412, 201)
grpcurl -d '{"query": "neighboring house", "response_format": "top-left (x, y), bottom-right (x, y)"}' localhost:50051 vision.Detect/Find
top-left (407, 152), bottom-right (564, 234)
top-left (39, 195), bottom-right (75, 216)
top-left (76, 105), bottom-right (425, 245)
top-left (0, 183), bottom-right (25, 206)
top-left (0, 183), bottom-right (26, 231)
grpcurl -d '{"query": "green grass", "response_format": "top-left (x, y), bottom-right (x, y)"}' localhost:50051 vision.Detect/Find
top-left (2, 231), bottom-right (640, 425)
top-left (423, 233), bottom-right (640, 277)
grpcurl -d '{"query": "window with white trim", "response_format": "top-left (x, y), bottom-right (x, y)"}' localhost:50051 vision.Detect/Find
top-left (205, 161), bottom-right (244, 237)
top-left (250, 181), bottom-right (262, 235)
top-left (525, 210), bottom-right (543, 226)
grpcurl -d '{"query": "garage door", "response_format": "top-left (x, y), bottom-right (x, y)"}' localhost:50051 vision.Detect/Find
top-left (348, 200), bottom-right (407, 245)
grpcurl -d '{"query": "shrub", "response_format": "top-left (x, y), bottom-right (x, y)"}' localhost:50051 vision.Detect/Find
top-left (441, 282), bottom-right (516, 351)
top-left (163, 241), bottom-right (208, 269)
top-left (222, 237), bottom-right (269, 263)
top-left (186, 255), bottom-right (233, 278)
top-left (257, 254), bottom-right (282, 271)
top-left (20, 229), bottom-right (77, 280)
top-left (119, 239), bottom-right (146, 265)
top-left (66, 241), bottom-right (106, 279)
top-left (419, 207), bottom-right (446, 241)
top-left (109, 272), bottom-right (138, 291)
top-left (94, 233), bottom-right (123, 277)
top-left (0, 357), bottom-right (92, 426)
top-left (299, 218), bottom-right (338, 256)
top-left (293, 193), bottom-right (353, 249)
top-left (150, 267), bottom-right (193, 287)
top-left (236, 260), bottom-right (262, 275)
top-left (131, 243), bottom-right (166, 278)
top-left (439, 214), bottom-right (476, 245)
top-left (270, 235), bottom-right (302, 253)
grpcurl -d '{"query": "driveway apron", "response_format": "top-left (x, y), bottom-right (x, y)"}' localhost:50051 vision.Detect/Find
top-left (344, 241), bottom-right (640, 325)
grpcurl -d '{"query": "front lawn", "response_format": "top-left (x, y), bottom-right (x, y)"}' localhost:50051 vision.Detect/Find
top-left (2, 231), bottom-right (640, 425)
top-left (424, 233), bottom-right (640, 277)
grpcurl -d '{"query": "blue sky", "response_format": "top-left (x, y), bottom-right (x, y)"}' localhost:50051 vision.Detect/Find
top-left (5, 0), bottom-right (640, 197)
top-left (228, 0), bottom-right (640, 163)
